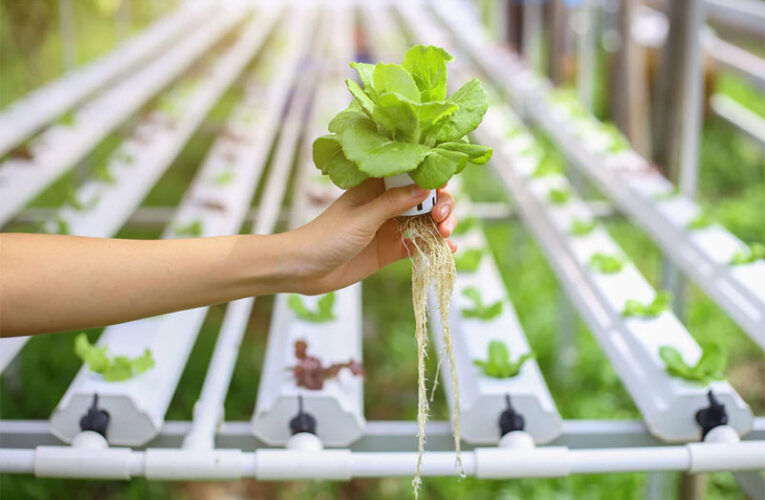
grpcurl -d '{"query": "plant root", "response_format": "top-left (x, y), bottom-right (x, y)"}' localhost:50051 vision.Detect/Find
top-left (401, 214), bottom-right (461, 499)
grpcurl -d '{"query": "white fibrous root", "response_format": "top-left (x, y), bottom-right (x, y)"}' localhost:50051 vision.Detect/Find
top-left (401, 214), bottom-right (462, 500)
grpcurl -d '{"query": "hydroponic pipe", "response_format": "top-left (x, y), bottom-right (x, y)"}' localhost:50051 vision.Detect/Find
top-left (5, 441), bottom-right (764, 479)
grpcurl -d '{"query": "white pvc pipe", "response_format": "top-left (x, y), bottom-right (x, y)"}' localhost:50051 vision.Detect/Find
top-left (0, 449), bottom-right (35, 474)
top-left (351, 452), bottom-right (476, 477)
top-left (4, 442), bottom-right (764, 479)
top-left (569, 447), bottom-right (689, 474)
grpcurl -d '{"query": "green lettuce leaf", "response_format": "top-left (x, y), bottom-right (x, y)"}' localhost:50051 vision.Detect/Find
top-left (431, 79), bottom-right (488, 142)
top-left (402, 45), bottom-right (453, 102)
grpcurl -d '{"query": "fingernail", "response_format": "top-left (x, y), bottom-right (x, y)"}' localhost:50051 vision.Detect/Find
top-left (411, 185), bottom-right (429, 197)
top-left (440, 204), bottom-right (450, 219)
top-left (445, 220), bottom-right (454, 233)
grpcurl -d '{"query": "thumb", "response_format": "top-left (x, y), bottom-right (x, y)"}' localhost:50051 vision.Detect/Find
top-left (358, 184), bottom-right (431, 228)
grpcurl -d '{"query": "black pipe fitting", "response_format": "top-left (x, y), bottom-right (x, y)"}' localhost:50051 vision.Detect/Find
top-left (289, 395), bottom-right (317, 435)
top-left (695, 390), bottom-right (728, 441)
top-left (79, 393), bottom-right (110, 438)
top-left (499, 394), bottom-right (525, 436)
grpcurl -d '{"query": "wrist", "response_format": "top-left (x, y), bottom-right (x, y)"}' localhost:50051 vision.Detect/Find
top-left (231, 233), bottom-right (306, 296)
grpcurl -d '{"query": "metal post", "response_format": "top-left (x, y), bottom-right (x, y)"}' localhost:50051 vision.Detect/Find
top-left (523, 0), bottom-right (544, 72)
top-left (677, 0), bottom-right (706, 199)
top-left (576, 0), bottom-right (596, 111)
top-left (58, 0), bottom-right (76, 70)
top-left (555, 289), bottom-right (576, 386)
top-left (664, 0), bottom-right (706, 320)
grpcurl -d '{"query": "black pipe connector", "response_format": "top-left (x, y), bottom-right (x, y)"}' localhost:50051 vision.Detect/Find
top-left (499, 394), bottom-right (525, 436)
top-left (79, 393), bottom-right (110, 438)
top-left (289, 395), bottom-right (317, 435)
top-left (695, 390), bottom-right (728, 441)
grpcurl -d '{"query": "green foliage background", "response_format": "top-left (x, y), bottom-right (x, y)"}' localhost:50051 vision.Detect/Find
top-left (1, 1), bottom-right (763, 499)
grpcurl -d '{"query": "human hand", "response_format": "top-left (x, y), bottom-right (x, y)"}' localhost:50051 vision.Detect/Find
top-left (287, 179), bottom-right (458, 295)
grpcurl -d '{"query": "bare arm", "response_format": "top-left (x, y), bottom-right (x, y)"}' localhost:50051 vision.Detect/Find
top-left (1, 179), bottom-right (457, 337)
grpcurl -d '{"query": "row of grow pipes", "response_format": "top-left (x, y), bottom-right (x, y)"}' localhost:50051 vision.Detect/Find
top-left (0, 0), bottom-right (208, 158)
top-left (398, 0), bottom-right (755, 441)
top-left (361, 2), bottom-right (563, 446)
top-left (0, 4), bottom-right (245, 226)
top-left (0, 4), bottom-right (282, 375)
top-left (48, 5), bottom-right (312, 447)
top-left (430, 0), bottom-right (765, 348)
top-left (251, 4), bottom-right (367, 448)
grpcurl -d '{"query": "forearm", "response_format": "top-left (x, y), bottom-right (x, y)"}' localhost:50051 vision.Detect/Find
top-left (0, 233), bottom-right (299, 337)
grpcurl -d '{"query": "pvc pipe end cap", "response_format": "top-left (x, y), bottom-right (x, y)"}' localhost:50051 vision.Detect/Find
top-left (498, 430), bottom-right (535, 450)
top-left (286, 432), bottom-right (323, 452)
top-left (703, 425), bottom-right (740, 444)
top-left (72, 430), bottom-right (109, 450)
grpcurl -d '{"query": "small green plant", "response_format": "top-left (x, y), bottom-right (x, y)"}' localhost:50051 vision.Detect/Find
top-left (547, 186), bottom-right (571, 205)
top-left (599, 122), bottom-right (630, 153)
top-left (687, 210), bottom-right (714, 230)
top-left (570, 218), bottom-right (596, 236)
top-left (531, 155), bottom-right (563, 178)
top-left (74, 333), bottom-right (155, 382)
top-left (93, 162), bottom-right (116, 184)
top-left (461, 286), bottom-right (503, 320)
top-left (455, 248), bottom-right (483, 273)
top-left (209, 170), bottom-right (236, 186)
top-left (452, 216), bottom-right (478, 236)
top-left (65, 186), bottom-right (98, 211)
top-left (658, 341), bottom-right (726, 385)
top-left (653, 186), bottom-right (679, 201)
top-left (288, 292), bottom-right (336, 323)
top-left (622, 291), bottom-right (672, 318)
top-left (473, 340), bottom-right (534, 378)
top-left (174, 220), bottom-right (203, 238)
top-left (589, 252), bottom-right (625, 274)
top-left (729, 243), bottom-right (765, 266)
top-left (115, 150), bottom-right (134, 165)
top-left (49, 217), bottom-right (69, 235)
top-left (57, 110), bottom-right (76, 127)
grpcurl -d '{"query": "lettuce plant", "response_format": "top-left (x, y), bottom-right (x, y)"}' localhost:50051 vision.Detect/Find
top-left (658, 341), bottom-right (726, 384)
top-left (729, 243), bottom-right (765, 266)
top-left (473, 340), bottom-right (534, 378)
top-left (455, 248), bottom-right (483, 273)
top-left (599, 122), bottom-right (630, 153)
top-left (570, 218), bottom-right (596, 236)
top-left (531, 155), bottom-right (563, 178)
top-left (290, 339), bottom-right (363, 390)
top-left (461, 286), bottom-right (503, 320)
top-left (312, 45), bottom-right (493, 189)
top-left (623, 291), bottom-right (672, 318)
top-left (175, 220), bottom-right (203, 238)
top-left (209, 171), bottom-right (236, 186)
top-left (547, 186), bottom-right (571, 205)
top-left (589, 252), bottom-right (625, 274)
top-left (93, 162), bottom-right (116, 184)
top-left (74, 333), bottom-right (155, 382)
top-left (287, 292), bottom-right (336, 323)
top-left (687, 210), bottom-right (714, 230)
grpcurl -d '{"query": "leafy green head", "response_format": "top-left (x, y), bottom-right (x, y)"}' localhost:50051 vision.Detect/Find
top-left (461, 286), bottom-right (503, 320)
top-left (473, 340), bottom-right (534, 379)
top-left (658, 341), bottom-right (726, 385)
top-left (313, 45), bottom-right (493, 190)
top-left (622, 290), bottom-right (672, 318)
